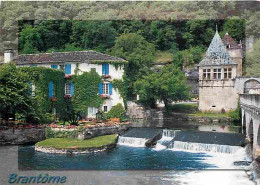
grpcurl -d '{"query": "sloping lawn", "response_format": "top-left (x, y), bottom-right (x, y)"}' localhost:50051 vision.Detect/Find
top-left (168, 103), bottom-right (199, 113)
top-left (36, 134), bottom-right (118, 149)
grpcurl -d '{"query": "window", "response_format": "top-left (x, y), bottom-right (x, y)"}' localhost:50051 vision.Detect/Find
top-left (28, 82), bottom-right (35, 97)
top-left (203, 69), bottom-right (211, 79)
top-left (224, 68), bottom-right (232, 79)
top-left (103, 106), bottom-right (108, 113)
top-left (102, 83), bottom-right (109, 95)
top-left (99, 83), bottom-right (112, 95)
top-left (65, 64), bottom-right (71, 74)
top-left (30, 64), bottom-right (37, 67)
top-left (31, 84), bottom-right (36, 97)
top-left (65, 83), bottom-right (74, 95)
top-left (51, 65), bottom-right (58, 69)
top-left (102, 63), bottom-right (109, 75)
top-left (213, 68), bottom-right (221, 79)
top-left (88, 107), bottom-right (98, 118)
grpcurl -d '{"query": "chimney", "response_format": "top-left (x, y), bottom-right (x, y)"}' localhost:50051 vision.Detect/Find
top-left (4, 49), bottom-right (14, 63)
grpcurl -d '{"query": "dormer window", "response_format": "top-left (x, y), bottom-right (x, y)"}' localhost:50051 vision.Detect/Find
top-left (203, 69), bottom-right (211, 79)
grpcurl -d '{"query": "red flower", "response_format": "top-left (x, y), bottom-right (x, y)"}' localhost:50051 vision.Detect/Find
top-left (51, 97), bottom-right (57, 102)
top-left (100, 94), bottom-right (110, 98)
top-left (64, 74), bottom-right (73, 79)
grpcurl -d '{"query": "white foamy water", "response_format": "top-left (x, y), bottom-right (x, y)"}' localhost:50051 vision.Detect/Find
top-left (154, 129), bottom-right (179, 151)
top-left (117, 136), bottom-right (148, 147)
top-left (164, 171), bottom-right (255, 185)
top-left (170, 141), bottom-right (241, 154)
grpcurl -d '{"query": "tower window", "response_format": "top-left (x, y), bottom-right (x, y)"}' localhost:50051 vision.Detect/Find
top-left (203, 69), bottom-right (211, 79)
top-left (224, 68), bottom-right (232, 79)
top-left (213, 68), bottom-right (221, 79)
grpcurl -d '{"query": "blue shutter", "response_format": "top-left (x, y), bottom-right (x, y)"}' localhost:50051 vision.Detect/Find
top-left (51, 65), bottom-right (58, 69)
top-left (49, 82), bottom-right (53, 97)
top-left (106, 63), bottom-right (109, 75)
top-left (109, 83), bottom-right (112, 95)
top-left (102, 64), bottom-right (106, 75)
top-left (99, 83), bottom-right (103, 94)
top-left (65, 64), bottom-right (71, 74)
top-left (71, 83), bottom-right (74, 96)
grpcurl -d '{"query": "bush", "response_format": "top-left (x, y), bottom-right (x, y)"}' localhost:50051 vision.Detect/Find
top-left (106, 103), bottom-right (125, 120)
top-left (228, 102), bottom-right (241, 126)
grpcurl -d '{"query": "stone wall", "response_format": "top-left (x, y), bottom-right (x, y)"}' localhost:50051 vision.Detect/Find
top-left (0, 128), bottom-right (46, 145)
top-left (199, 83), bottom-right (238, 112)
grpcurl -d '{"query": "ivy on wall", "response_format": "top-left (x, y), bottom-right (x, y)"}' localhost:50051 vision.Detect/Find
top-left (20, 67), bottom-right (66, 123)
top-left (72, 69), bottom-right (103, 116)
top-left (112, 79), bottom-right (127, 107)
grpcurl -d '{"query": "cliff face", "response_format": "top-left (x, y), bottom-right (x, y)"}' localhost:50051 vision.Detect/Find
top-left (0, 128), bottom-right (46, 145)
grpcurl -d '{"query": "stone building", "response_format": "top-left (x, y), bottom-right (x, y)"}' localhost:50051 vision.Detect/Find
top-left (3, 50), bottom-right (127, 117)
top-left (198, 29), bottom-right (241, 112)
top-left (198, 28), bottom-right (260, 112)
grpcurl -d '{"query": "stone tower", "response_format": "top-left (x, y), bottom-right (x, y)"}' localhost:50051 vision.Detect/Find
top-left (222, 33), bottom-right (243, 76)
top-left (198, 29), bottom-right (239, 112)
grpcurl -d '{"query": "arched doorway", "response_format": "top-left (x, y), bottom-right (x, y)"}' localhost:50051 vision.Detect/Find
top-left (244, 80), bottom-right (260, 94)
top-left (242, 114), bottom-right (246, 134)
top-left (248, 119), bottom-right (254, 143)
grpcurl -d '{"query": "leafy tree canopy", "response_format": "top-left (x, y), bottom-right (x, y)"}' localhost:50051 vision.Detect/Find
top-left (134, 64), bottom-right (190, 108)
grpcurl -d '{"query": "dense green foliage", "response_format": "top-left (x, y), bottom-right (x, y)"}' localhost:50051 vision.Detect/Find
top-left (246, 39), bottom-right (260, 76)
top-left (0, 63), bottom-right (33, 122)
top-left (110, 33), bottom-right (156, 97)
top-left (37, 134), bottom-right (118, 149)
top-left (72, 70), bottom-right (102, 116)
top-left (20, 66), bottom-right (65, 123)
top-left (107, 103), bottom-right (125, 120)
top-left (134, 65), bottom-right (190, 108)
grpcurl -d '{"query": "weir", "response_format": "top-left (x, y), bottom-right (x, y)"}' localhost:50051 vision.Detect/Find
top-left (169, 141), bottom-right (242, 154)
top-left (118, 128), bottom-right (162, 147)
top-left (118, 128), bottom-right (246, 154)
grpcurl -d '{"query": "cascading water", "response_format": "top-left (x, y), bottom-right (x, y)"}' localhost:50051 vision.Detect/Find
top-left (169, 141), bottom-right (242, 154)
top-left (117, 136), bottom-right (148, 147)
top-left (154, 129), bottom-right (180, 150)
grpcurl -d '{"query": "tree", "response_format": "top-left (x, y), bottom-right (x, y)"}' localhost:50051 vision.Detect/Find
top-left (172, 46), bottom-right (206, 68)
top-left (134, 64), bottom-right (190, 109)
top-left (246, 39), bottom-right (260, 76)
top-left (71, 21), bottom-right (117, 52)
top-left (110, 33), bottom-right (156, 97)
top-left (19, 24), bottom-right (43, 54)
top-left (0, 63), bottom-right (32, 122)
top-left (221, 19), bottom-right (245, 42)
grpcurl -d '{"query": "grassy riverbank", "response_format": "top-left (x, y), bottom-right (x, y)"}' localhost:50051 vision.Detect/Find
top-left (36, 134), bottom-right (118, 149)
top-left (188, 112), bottom-right (231, 118)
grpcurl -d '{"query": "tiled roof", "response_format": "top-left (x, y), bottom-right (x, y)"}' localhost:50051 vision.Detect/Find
top-left (198, 30), bottom-right (237, 66)
top-left (13, 50), bottom-right (126, 65)
top-left (222, 33), bottom-right (241, 49)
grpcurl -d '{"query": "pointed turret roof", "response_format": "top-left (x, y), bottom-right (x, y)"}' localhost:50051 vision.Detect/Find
top-left (198, 29), bottom-right (237, 66)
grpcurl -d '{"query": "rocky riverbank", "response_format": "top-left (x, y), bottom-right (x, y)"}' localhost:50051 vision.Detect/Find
top-left (0, 128), bottom-right (45, 145)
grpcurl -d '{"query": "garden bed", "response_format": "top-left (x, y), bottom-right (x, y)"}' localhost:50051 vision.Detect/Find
top-left (35, 134), bottom-right (118, 154)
